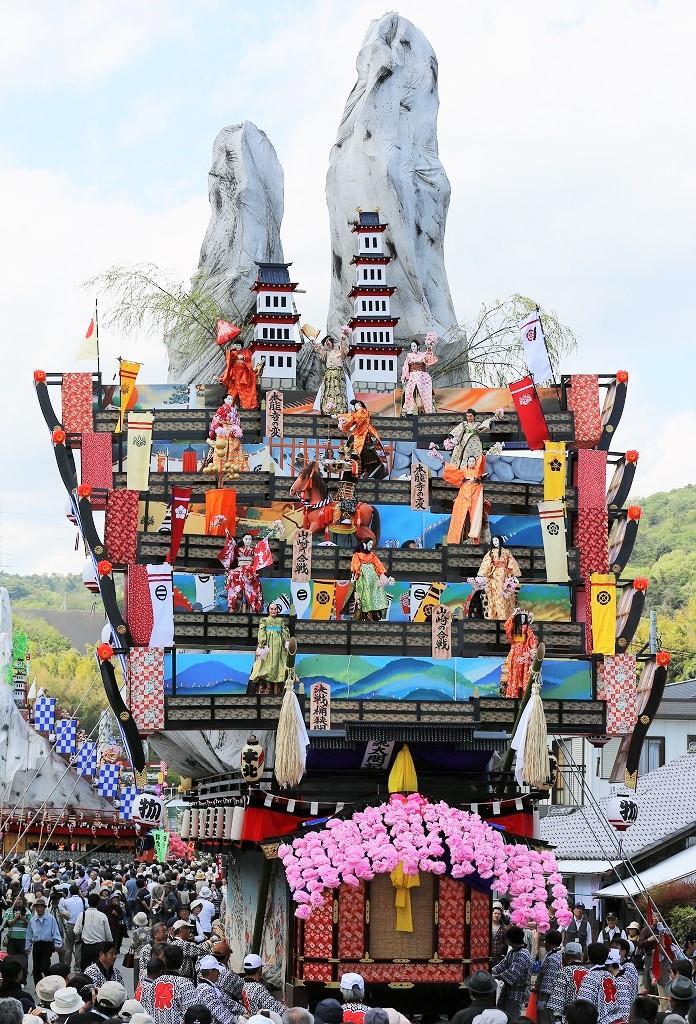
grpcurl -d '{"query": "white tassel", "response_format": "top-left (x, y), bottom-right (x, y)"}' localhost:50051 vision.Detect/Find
top-left (522, 680), bottom-right (550, 788)
top-left (275, 676), bottom-right (308, 788)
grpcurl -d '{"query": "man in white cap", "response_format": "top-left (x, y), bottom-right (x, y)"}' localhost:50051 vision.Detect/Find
top-left (50, 986), bottom-right (85, 1023)
top-left (339, 972), bottom-right (369, 1023)
top-left (243, 954), bottom-right (285, 1016)
top-left (192, 955), bottom-right (238, 1024)
top-left (170, 920), bottom-right (211, 982)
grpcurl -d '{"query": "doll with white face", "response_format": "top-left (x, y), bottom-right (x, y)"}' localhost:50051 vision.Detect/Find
top-left (401, 332), bottom-right (438, 414)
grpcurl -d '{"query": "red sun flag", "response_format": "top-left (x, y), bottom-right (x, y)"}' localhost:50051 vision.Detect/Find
top-left (76, 317), bottom-right (98, 360)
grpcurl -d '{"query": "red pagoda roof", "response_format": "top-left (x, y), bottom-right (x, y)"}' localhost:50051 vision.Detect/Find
top-left (350, 255), bottom-right (391, 265)
top-left (348, 317), bottom-right (399, 329)
top-left (249, 313), bottom-right (300, 325)
top-left (348, 285), bottom-right (396, 298)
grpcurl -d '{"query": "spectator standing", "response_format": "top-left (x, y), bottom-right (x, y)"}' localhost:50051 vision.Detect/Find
top-left (491, 925), bottom-right (533, 1020)
top-left (25, 897), bottom-right (62, 983)
top-left (57, 886), bottom-right (86, 970)
top-left (451, 971), bottom-right (498, 1024)
top-left (84, 942), bottom-right (124, 989)
top-left (565, 904), bottom-right (592, 957)
top-left (490, 904), bottom-right (507, 968)
top-left (2, 899), bottom-right (29, 957)
top-left (242, 954), bottom-right (285, 1016)
top-left (598, 912), bottom-right (627, 945)
top-left (536, 930), bottom-right (564, 1024)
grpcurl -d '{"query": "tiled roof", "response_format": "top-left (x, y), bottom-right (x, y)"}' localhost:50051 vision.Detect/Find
top-left (661, 679), bottom-right (696, 700)
top-left (255, 262), bottom-right (292, 285)
top-left (540, 752), bottom-right (696, 860)
top-left (358, 211), bottom-right (380, 226)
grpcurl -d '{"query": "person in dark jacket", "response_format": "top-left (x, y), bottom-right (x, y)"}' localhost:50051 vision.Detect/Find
top-left (564, 904), bottom-right (592, 956)
top-left (451, 971), bottom-right (498, 1024)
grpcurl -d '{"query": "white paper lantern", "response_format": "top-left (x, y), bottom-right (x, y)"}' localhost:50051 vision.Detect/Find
top-left (130, 792), bottom-right (164, 827)
top-left (223, 807), bottom-right (234, 839)
top-left (230, 805), bottom-right (245, 840)
top-left (82, 559), bottom-right (99, 594)
top-left (215, 808), bottom-right (225, 837)
top-left (181, 809), bottom-right (191, 840)
top-left (190, 809), bottom-right (200, 839)
top-left (606, 791), bottom-right (638, 832)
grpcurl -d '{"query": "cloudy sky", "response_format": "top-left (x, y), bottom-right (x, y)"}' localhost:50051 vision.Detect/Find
top-left (1, 0), bottom-right (694, 574)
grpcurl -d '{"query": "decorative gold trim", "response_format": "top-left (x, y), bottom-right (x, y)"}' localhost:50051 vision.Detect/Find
top-left (388, 983), bottom-right (414, 989)
top-left (625, 769), bottom-right (638, 790)
top-left (365, 899), bottom-right (370, 925)
top-left (333, 899), bottom-right (338, 924)
top-left (434, 899), bottom-right (439, 925)
top-left (465, 900), bottom-right (471, 925)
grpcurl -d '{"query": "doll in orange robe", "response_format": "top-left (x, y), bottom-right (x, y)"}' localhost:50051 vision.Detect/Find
top-left (218, 348), bottom-right (262, 409)
top-left (500, 610), bottom-right (538, 698)
top-left (337, 400), bottom-right (387, 479)
top-left (430, 447), bottom-right (486, 545)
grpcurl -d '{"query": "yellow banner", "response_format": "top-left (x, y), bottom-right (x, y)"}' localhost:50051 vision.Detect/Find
top-left (590, 572), bottom-right (617, 655)
top-left (118, 359), bottom-right (141, 431)
top-left (543, 440), bottom-right (567, 501)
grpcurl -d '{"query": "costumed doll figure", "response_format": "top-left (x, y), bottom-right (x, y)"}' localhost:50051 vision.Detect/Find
top-left (219, 348), bottom-right (263, 409)
top-left (218, 533), bottom-right (274, 613)
top-left (473, 537), bottom-right (522, 620)
top-left (445, 408), bottom-right (505, 469)
top-left (500, 609), bottom-right (538, 698)
top-left (312, 326), bottom-right (355, 415)
top-left (401, 332), bottom-right (438, 414)
top-left (430, 446), bottom-right (487, 545)
top-left (203, 427), bottom-right (249, 479)
top-left (350, 538), bottom-right (394, 621)
top-left (209, 395), bottom-right (243, 440)
top-left (337, 400), bottom-right (387, 479)
top-left (248, 600), bottom-right (293, 695)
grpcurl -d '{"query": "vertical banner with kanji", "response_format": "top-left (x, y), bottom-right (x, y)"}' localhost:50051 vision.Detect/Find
top-left (292, 529), bottom-right (312, 582)
top-left (431, 604), bottom-right (452, 660)
top-left (309, 682), bottom-right (331, 731)
top-left (265, 389), bottom-right (284, 439)
top-left (410, 461), bottom-right (429, 510)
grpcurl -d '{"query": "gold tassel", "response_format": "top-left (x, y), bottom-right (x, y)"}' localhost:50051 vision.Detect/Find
top-left (275, 674), bottom-right (307, 788)
top-left (388, 744), bottom-right (418, 794)
top-left (522, 680), bottom-right (550, 788)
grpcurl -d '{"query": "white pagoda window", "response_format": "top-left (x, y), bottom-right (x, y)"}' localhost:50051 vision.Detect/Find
top-left (359, 359), bottom-right (364, 370)
top-left (388, 360), bottom-right (394, 371)
top-left (269, 355), bottom-right (275, 367)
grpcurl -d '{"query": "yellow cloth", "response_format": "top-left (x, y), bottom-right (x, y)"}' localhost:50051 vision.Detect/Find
top-left (390, 861), bottom-right (420, 932)
top-left (543, 441), bottom-right (567, 501)
top-left (388, 744), bottom-right (418, 794)
top-left (118, 359), bottom-right (141, 431)
top-left (590, 572), bottom-right (617, 655)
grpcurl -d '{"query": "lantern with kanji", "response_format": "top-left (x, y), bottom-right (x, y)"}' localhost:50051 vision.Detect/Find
top-left (241, 734), bottom-right (265, 782)
top-left (606, 790), bottom-right (638, 832)
top-left (131, 793), bottom-right (165, 828)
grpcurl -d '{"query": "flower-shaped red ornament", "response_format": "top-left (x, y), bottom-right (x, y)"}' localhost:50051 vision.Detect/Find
top-left (77, 484), bottom-right (92, 498)
top-left (33, 370), bottom-right (47, 383)
top-left (627, 505), bottom-right (642, 521)
top-left (97, 560), bottom-right (112, 576)
top-left (656, 651), bottom-right (671, 668)
top-left (633, 577), bottom-right (649, 592)
top-left (52, 427), bottom-right (66, 445)
top-left (96, 642), bottom-right (114, 660)
top-left (616, 370), bottom-right (629, 384)
top-left (626, 450), bottom-right (639, 463)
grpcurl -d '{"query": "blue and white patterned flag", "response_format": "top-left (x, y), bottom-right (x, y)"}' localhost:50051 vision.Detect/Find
top-left (34, 696), bottom-right (56, 734)
top-left (55, 718), bottom-right (78, 755)
top-left (118, 785), bottom-right (141, 820)
top-left (76, 742), bottom-right (97, 777)
top-left (96, 763), bottom-right (121, 798)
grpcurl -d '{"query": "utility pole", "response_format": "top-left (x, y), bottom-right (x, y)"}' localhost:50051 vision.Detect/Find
top-left (649, 608), bottom-right (658, 654)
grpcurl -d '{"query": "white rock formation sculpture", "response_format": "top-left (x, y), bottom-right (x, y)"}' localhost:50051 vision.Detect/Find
top-left (165, 120), bottom-right (285, 384)
top-left (307, 12), bottom-right (466, 388)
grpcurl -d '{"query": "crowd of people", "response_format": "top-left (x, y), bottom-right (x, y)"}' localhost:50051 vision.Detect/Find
top-left (0, 856), bottom-right (691, 1024)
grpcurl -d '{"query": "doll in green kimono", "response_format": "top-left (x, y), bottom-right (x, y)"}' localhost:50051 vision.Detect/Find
top-left (248, 600), bottom-right (294, 695)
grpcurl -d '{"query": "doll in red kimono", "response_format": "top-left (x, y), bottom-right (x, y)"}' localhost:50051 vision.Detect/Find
top-left (218, 533), bottom-right (273, 613)
top-left (500, 609), bottom-right (538, 698)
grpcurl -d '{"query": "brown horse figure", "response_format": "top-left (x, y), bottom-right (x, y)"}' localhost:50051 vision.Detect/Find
top-left (288, 461), bottom-right (380, 545)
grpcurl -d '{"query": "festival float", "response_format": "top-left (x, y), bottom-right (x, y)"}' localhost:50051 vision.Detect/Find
top-left (32, 11), bottom-right (669, 1012)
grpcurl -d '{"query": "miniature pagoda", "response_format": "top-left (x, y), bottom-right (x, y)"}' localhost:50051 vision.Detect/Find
top-left (348, 211), bottom-right (400, 391)
top-left (248, 261), bottom-right (303, 389)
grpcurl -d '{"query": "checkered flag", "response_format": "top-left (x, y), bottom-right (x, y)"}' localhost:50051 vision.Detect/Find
top-left (118, 785), bottom-right (141, 820)
top-left (55, 718), bottom-right (78, 755)
top-left (34, 696), bottom-right (56, 733)
top-left (76, 742), bottom-right (97, 777)
top-left (96, 763), bottom-right (121, 798)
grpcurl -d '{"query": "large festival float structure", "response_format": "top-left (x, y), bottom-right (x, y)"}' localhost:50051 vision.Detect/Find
top-left (32, 11), bottom-right (670, 1013)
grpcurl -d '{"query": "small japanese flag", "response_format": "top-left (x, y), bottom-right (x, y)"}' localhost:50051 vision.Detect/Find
top-left (519, 311), bottom-right (553, 383)
top-left (76, 318), bottom-right (98, 361)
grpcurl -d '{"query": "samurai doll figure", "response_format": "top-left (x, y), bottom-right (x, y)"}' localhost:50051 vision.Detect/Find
top-left (337, 400), bottom-right (387, 479)
top-left (350, 538), bottom-right (394, 621)
top-left (472, 536), bottom-right (521, 620)
top-left (401, 332), bottom-right (438, 414)
top-left (430, 446), bottom-right (487, 545)
top-left (248, 600), bottom-right (296, 696)
top-left (218, 347), bottom-right (263, 409)
top-left (218, 533), bottom-right (274, 614)
top-left (312, 326), bottom-right (355, 415)
top-left (500, 609), bottom-right (538, 698)
top-left (445, 408), bottom-right (505, 469)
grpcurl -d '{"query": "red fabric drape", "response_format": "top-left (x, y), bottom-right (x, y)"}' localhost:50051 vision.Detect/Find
top-left (240, 807), bottom-right (308, 842)
top-left (126, 564), bottom-right (154, 645)
top-left (508, 376), bottom-right (549, 450)
top-left (105, 489), bottom-right (140, 564)
top-left (81, 433), bottom-right (113, 509)
top-left (167, 487), bottom-right (192, 564)
top-left (181, 448), bottom-right (198, 473)
top-left (62, 372), bottom-right (94, 434)
top-left (568, 374), bottom-right (602, 447)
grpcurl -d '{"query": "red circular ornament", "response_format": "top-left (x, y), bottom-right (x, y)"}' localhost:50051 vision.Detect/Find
top-left (626, 450), bottom-right (639, 463)
top-left (97, 642), bottom-right (114, 661)
top-left (97, 560), bottom-right (112, 576)
top-left (633, 577), bottom-right (649, 592)
top-left (52, 427), bottom-right (66, 445)
top-left (34, 370), bottom-right (47, 383)
top-left (77, 484), bottom-right (92, 498)
top-left (627, 505), bottom-right (642, 521)
top-left (656, 651), bottom-right (671, 668)
top-left (616, 370), bottom-right (629, 384)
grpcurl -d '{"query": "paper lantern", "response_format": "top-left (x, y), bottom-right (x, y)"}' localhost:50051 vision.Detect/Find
top-left (587, 735), bottom-right (611, 749)
top-left (606, 790), bottom-right (638, 831)
top-left (66, 498), bottom-right (78, 526)
top-left (180, 809), bottom-right (191, 840)
top-left (82, 560), bottom-right (99, 593)
top-left (241, 734), bottom-right (265, 782)
top-left (96, 643), bottom-right (113, 661)
top-left (230, 805), bottom-right (245, 840)
top-left (616, 371), bottom-right (629, 384)
top-left (33, 370), bottom-right (47, 383)
top-left (223, 807), bottom-right (234, 839)
top-left (130, 792), bottom-right (164, 827)
top-left (190, 808), bottom-right (200, 839)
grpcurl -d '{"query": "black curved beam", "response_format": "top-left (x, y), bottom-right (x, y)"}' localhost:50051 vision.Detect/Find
top-left (54, 438), bottom-right (79, 494)
top-left (98, 572), bottom-right (132, 649)
top-left (598, 380), bottom-right (628, 451)
top-left (34, 380), bottom-right (61, 430)
top-left (624, 660), bottom-right (668, 789)
top-left (615, 587), bottom-right (646, 653)
top-left (608, 515), bottom-right (640, 575)
top-left (606, 457), bottom-right (638, 513)
top-left (99, 657), bottom-right (146, 778)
